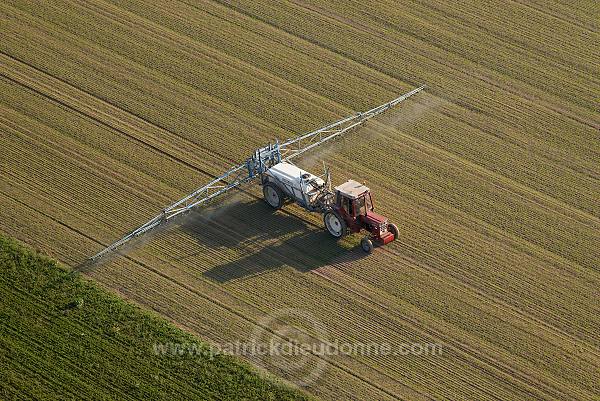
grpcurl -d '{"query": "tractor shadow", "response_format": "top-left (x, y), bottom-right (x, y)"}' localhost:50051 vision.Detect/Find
top-left (178, 199), bottom-right (365, 282)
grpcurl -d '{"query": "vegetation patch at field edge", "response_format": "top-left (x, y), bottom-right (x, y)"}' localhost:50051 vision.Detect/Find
top-left (0, 235), bottom-right (312, 401)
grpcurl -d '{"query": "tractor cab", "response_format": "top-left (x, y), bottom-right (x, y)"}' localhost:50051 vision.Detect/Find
top-left (324, 180), bottom-right (398, 253)
top-left (334, 180), bottom-right (373, 219)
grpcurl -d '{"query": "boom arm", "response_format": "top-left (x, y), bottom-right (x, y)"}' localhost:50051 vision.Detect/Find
top-left (90, 85), bottom-right (425, 260)
top-left (90, 163), bottom-right (251, 260)
top-left (280, 85), bottom-right (425, 161)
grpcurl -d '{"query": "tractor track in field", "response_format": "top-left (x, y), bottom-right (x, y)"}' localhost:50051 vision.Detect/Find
top-left (0, 127), bottom-right (173, 240)
top-left (375, 122), bottom-right (599, 228)
top-left (431, 107), bottom-right (600, 183)
top-left (0, 190), bottom-right (104, 260)
top-left (217, 0), bottom-right (599, 130)
top-left (0, 52), bottom-right (237, 174)
top-left (311, 265), bottom-right (581, 401)
top-left (191, 0), bottom-right (600, 172)
top-left (382, 244), bottom-right (600, 355)
top-left (0, 117), bottom-right (169, 210)
top-left (331, 153), bottom-right (599, 274)
top-left (4, 0), bottom-right (337, 146)
top-left (73, 0), bottom-right (346, 122)
top-left (509, 0), bottom-right (598, 32)
top-left (381, 245), bottom-right (600, 357)
top-left (308, 246), bottom-right (597, 399)
top-left (179, 0), bottom-right (404, 97)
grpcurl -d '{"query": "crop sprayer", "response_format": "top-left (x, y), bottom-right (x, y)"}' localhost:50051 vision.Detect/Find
top-left (91, 85), bottom-right (426, 260)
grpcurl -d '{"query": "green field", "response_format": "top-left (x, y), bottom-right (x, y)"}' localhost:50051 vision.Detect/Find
top-left (0, 235), bottom-right (311, 400)
top-left (1, 0), bottom-right (599, 400)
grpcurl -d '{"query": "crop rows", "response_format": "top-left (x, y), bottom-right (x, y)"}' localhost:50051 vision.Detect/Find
top-left (1, 0), bottom-right (599, 400)
top-left (0, 236), bottom-right (310, 400)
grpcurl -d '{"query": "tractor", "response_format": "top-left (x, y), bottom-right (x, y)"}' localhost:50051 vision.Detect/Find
top-left (260, 161), bottom-right (398, 253)
top-left (324, 180), bottom-right (398, 253)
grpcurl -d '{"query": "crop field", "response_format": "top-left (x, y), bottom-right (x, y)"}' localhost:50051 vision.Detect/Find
top-left (0, 235), bottom-right (310, 400)
top-left (1, 0), bottom-right (599, 400)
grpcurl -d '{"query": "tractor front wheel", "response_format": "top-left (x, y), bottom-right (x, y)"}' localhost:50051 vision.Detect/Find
top-left (361, 236), bottom-right (374, 253)
top-left (263, 183), bottom-right (284, 209)
top-left (324, 212), bottom-right (347, 238)
top-left (388, 223), bottom-right (399, 241)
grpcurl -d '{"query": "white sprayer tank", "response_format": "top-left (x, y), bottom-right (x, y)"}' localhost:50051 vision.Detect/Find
top-left (265, 162), bottom-right (325, 205)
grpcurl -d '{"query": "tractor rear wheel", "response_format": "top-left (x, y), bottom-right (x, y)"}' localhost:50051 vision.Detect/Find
top-left (361, 236), bottom-right (374, 253)
top-left (324, 212), bottom-right (347, 238)
top-left (263, 183), bottom-right (284, 209)
top-left (388, 223), bottom-right (399, 241)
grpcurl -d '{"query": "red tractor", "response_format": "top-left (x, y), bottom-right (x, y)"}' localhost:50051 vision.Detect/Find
top-left (261, 162), bottom-right (398, 253)
top-left (322, 180), bottom-right (398, 253)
